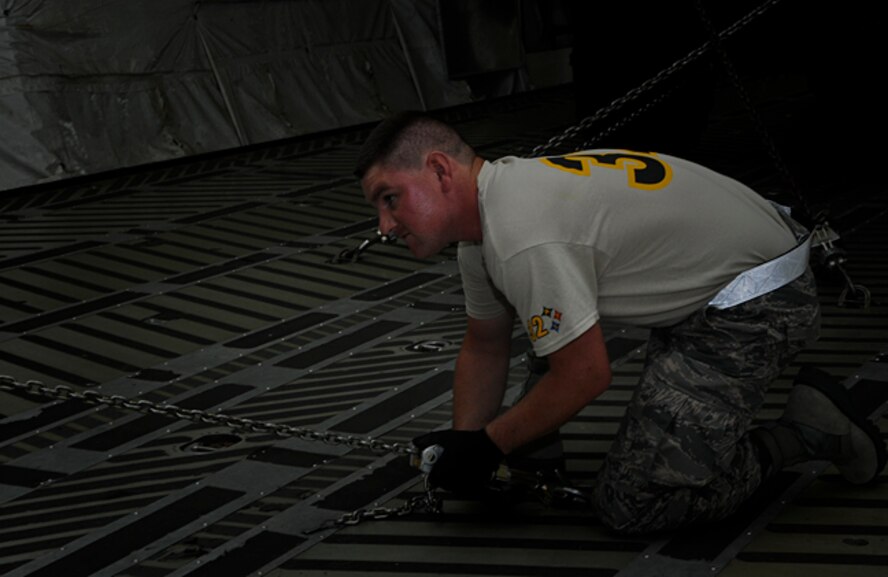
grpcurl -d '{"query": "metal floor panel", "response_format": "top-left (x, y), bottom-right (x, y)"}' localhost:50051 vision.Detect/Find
top-left (1, 85), bottom-right (887, 577)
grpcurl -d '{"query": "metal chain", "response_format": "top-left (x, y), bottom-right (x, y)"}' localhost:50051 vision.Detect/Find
top-left (0, 375), bottom-right (416, 456)
top-left (305, 468), bottom-right (595, 535)
top-left (329, 231), bottom-right (398, 264)
top-left (692, 0), bottom-right (810, 221)
top-left (305, 478), bottom-right (442, 535)
top-left (690, 0), bottom-right (868, 306)
top-left (1, 374), bottom-right (439, 535)
top-left (578, 89), bottom-right (674, 151)
top-left (1, 375), bottom-right (600, 530)
top-left (530, 0), bottom-right (784, 157)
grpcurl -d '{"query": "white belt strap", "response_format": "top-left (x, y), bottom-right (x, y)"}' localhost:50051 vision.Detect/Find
top-left (708, 234), bottom-right (811, 309)
top-left (708, 202), bottom-right (812, 310)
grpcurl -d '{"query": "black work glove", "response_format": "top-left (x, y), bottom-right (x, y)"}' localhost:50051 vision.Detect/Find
top-left (413, 429), bottom-right (504, 495)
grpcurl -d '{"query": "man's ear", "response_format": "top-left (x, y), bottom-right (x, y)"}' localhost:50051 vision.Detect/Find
top-left (427, 151), bottom-right (453, 191)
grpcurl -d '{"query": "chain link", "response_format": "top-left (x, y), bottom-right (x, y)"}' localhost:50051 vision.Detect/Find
top-left (0, 375), bottom-right (417, 456)
top-left (530, 0), bottom-right (784, 157)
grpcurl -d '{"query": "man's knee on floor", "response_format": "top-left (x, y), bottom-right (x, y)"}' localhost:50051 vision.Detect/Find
top-left (593, 481), bottom-right (692, 536)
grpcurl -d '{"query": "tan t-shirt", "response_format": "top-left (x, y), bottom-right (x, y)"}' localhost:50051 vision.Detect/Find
top-left (459, 151), bottom-right (796, 356)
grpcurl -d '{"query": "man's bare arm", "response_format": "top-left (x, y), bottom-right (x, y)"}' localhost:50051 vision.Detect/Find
top-left (485, 322), bottom-right (611, 454)
top-left (452, 312), bottom-right (515, 430)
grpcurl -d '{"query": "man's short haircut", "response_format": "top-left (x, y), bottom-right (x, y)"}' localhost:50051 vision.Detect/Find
top-left (354, 111), bottom-right (474, 178)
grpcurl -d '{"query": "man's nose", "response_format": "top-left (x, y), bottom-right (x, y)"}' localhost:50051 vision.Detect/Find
top-left (378, 212), bottom-right (397, 236)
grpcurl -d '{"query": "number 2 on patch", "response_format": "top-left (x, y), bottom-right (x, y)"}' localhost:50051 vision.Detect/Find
top-left (527, 315), bottom-right (549, 342)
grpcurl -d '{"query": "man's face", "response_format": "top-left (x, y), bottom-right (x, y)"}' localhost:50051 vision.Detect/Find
top-left (362, 162), bottom-right (450, 259)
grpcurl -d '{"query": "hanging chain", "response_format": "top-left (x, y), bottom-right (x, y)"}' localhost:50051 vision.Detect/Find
top-left (691, 1), bottom-right (868, 307)
top-left (0, 375), bottom-right (416, 456)
top-left (579, 89), bottom-right (674, 151)
top-left (692, 0), bottom-right (810, 221)
top-left (530, 0), bottom-right (784, 157)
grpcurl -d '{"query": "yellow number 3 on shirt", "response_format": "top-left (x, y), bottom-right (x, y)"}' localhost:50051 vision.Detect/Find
top-left (540, 151), bottom-right (672, 190)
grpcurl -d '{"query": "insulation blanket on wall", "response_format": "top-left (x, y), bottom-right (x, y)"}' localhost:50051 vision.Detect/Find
top-left (0, 0), bottom-right (470, 192)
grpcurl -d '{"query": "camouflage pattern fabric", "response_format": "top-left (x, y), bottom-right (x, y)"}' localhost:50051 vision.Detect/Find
top-left (593, 267), bottom-right (820, 534)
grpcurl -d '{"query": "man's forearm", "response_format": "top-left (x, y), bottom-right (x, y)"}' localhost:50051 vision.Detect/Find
top-left (486, 322), bottom-right (612, 455)
top-left (452, 333), bottom-right (512, 430)
top-left (485, 369), bottom-right (605, 454)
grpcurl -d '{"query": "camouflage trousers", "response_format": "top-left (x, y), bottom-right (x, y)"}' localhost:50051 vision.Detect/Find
top-left (593, 267), bottom-right (820, 535)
